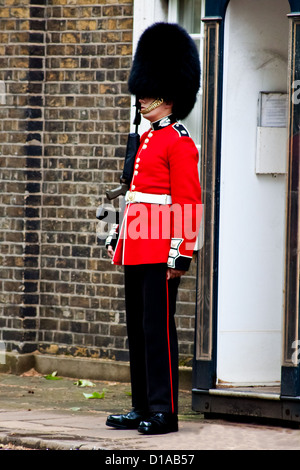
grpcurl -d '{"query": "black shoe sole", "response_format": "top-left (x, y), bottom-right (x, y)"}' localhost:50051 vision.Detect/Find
top-left (106, 419), bottom-right (141, 430)
top-left (138, 424), bottom-right (178, 435)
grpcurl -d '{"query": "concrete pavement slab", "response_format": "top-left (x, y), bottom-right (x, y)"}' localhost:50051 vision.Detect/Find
top-left (1, 409), bottom-right (300, 450)
top-left (0, 372), bottom-right (300, 450)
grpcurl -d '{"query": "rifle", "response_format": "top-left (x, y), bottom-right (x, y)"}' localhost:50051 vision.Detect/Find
top-left (96, 205), bottom-right (119, 225)
top-left (105, 99), bottom-right (141, 201)
top-left (96, 98), bottom-right (141, 241)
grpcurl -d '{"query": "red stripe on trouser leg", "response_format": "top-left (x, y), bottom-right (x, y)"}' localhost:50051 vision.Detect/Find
top-left (166, 278), bottom-right (174, 414)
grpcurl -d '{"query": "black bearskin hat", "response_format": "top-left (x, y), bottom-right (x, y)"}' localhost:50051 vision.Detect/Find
top-left (128, 22), bottom-right (201, 120)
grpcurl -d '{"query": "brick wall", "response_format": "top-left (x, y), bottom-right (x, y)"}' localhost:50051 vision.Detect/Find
top-left (0, 0), bottom-right (198, 368)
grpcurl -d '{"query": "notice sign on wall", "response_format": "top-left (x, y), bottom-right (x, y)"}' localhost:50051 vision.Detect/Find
top-left (256, 92), bottom-right (288, 174)
top-left (258, 92), bottom-right (288, 128)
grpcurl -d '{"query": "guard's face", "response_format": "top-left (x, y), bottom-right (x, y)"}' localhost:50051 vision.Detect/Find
top-left (139, 98), bottom-right (173, 122)
top-left (139, 97), bottom-right (157, 113)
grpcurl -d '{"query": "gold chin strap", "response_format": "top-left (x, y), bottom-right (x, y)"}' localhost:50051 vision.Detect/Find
top-left (140, 98), bottom-right (164, 115)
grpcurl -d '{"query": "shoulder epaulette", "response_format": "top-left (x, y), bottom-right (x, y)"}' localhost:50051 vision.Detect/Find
top-left (172, 123), bottom-right (190, 138)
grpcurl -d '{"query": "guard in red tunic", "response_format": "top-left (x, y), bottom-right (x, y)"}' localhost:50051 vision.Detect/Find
top-left (106, 22), bottom-right (202, 435)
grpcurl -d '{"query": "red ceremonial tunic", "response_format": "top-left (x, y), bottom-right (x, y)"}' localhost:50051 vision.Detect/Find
top-left (111, 116), bottom-right (202, 271)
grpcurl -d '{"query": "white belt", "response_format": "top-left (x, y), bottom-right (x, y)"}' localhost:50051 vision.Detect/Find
top-left (125, 191), bottom-right (172, 205)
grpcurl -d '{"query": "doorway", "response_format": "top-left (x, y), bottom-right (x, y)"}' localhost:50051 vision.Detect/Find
top-left (217, 0), bottom-right (289, 386)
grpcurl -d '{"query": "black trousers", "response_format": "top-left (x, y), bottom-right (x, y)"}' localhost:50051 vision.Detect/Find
top-left (124, 263), bottom-right (180, 415)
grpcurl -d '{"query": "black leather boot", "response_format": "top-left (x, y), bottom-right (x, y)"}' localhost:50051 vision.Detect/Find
top-left (106, 409), bottom-right (147, 430)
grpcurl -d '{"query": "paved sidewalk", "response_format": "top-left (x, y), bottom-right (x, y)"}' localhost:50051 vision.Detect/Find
top-left (0, 372), bottom-right (300, 451)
